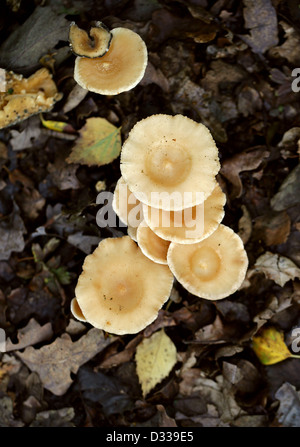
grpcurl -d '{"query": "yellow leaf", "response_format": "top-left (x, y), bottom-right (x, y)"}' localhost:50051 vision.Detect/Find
top-left (67, 117), bottom-right (121, 166)
top-left (135, 329), bottom-right (177, 397)
top-left (252, 327), bottom-right (292, 365)
top-left (40, 114), bottom-right (71, 132)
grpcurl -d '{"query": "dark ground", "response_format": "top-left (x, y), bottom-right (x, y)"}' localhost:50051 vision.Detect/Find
top-left (0, 0), bottom-right (300, 428)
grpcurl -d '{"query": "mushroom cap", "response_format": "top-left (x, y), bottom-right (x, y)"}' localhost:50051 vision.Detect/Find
top-left (137, 221), bottom-right (171, 265)
top-left (75, 236), bottom-right (173, 335)
top-left (0, 68), bottom-right (62, 129)
top-left (69, 21), bottom-right (112, 58)
top-left (120, 114), bottom-right (220, 211)
top-left (70, 298), bottom-right (86, 322)
top-left (127, 223), bottom-right (138, 242)
top-left (112, 176), bottom-right (143, 228)
top-left (167, 224), bottom-right (248, 300)
top-left (143, 183), bottom-right (226, 244)
top-left (74, 27), bottom-right (148, 95)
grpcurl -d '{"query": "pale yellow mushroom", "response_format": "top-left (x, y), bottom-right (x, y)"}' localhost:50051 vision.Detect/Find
top-left (136, 221), bottom-right (170, 265)
top-left (143, 183), bottom-right (226, 244)
top-left (70, 298), bottom-right (86, 322)
top-left (74, 27), bottom-right (148, 95)
top-left (120, 114), bottom-right (220, 211)
top-left (167, 224), bottom-right (248, 300)
top-left (112, 176), bottom-right (143, 228)
top-left (69, 21), bottom-right (112, 58)
top-left (0, 68), bottom-right (62, 129)
top-left (74, 236), bottom-right (173, 335)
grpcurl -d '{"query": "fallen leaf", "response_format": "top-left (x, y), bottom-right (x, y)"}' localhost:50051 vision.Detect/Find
top-left (269, 21), bottom-right (300, 66)
top-left (220, 146), bottom-right (270, 199)
top-left (67, 232), bottom-right (100, 254)
top-left (5, 318), bottom-right (53, 352)
top-left (271, 164), bottom-right (300, 212)
top-left (275, 383), bottom-right (300, 427)
top-left (62, 83), bottom-right (88, 114)
top-left (30, 407), bottom-right (75, 427)
top-left (156, 404), bottom-right (177, 427)
top-left (0, 6), bottom-right (69, 72)
top-left (252, 327), bottom-right (293, 365)
top-left (67, 117), bottom-right (121, 166)
top-left (16, 328), bottom-right (115, 395)
top-left (253, 211), bottom-right (291, 246)
top-left (239, 0), bottom-right (278, 54)
top-left (0, 205), bottom-right (26, 260)
top-left (254, 251), bottom-right (300, 287)
top-left (135, 329), bottom-right (177, 397)
top-left (238, 205), bottom-right (252, 244)
top-left (40, 115), bottom-right (75, 133)
top-left (0, 396), bottom-right (24, 427)
top-left (77, 366), bottom-right (134, 416)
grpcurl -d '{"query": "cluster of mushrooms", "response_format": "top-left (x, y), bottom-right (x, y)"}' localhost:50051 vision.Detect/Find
top-left (69, 23), bottom-right (248, 336)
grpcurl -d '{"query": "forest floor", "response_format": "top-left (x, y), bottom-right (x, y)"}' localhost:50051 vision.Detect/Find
top-left (0, 0), bottom-right (300, 428)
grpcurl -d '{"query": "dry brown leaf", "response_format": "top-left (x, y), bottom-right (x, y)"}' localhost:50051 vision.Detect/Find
top-left (254, 251), bottom-right (300, 287)
top-left (5, 318), bottom-right (53, 352)
top-left (253, 211), bottom-right (291, 246)
top-left (16, 328), bottom-right (115, 395)
top-left (220, 146), bottom-right (270, 198)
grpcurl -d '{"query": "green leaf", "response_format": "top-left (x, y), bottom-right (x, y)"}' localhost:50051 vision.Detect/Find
top-left (135, 329), bottom-right (177, 397)
top-left (67, 117), bottom-right (121, 166)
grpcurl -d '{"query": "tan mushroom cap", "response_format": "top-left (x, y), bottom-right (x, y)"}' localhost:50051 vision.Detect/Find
top-left (75, 236), bottom-right (173, 335)
top-left (70, 298), bottom-right (86, 322)
top-left (127, 223), bottom-right (138, 242)
top-left (120, 114), bottom-right (220, 211)
top-left (0, 68), bottom-right (62, 129)
top-left (112, 176), bottom-right (143, 228)
top-left (143, 183), bottom-right (226, 244)
top-left (74, 27), bottom-right (148, 95)
top-left (137, 221), bottom-right (171, 265)
top-left (69, 22), bottom-right (112, 58)
top-left (167, 224), bottom-right (248, 300)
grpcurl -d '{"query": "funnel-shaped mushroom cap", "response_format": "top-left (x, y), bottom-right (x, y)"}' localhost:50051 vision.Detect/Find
top-left (167, 224), bottom-right (248, 300)
top-left (120, 114), bottom-right (220, 211)
top-left (137, 221), bottom-right (170, 265)
top-left (75, 236), bottom-right (173, 334)
top-left (69, 22), bottom-right (112, 58)
top-left (143, 183), bottom-right (226, 244)
top-left (112, 176), bottom-right (143, 228)
top-left (74, 27), bottom-right (147, 95)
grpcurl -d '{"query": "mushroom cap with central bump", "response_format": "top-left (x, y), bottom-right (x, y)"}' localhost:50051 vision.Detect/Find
top-left (74, 27), bottom-right (148, 95)
top-left (120, 114), bottom-right (220, 211)
top-left (142, 183), bottom-right (226, 244)
top-left (74, 236), bottom-right (173, 335)
top-left (167, 224), bottom-right (248, 300)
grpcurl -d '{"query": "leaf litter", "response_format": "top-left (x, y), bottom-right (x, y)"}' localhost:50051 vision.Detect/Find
top-left (0, 0), bottom-right (300, 429)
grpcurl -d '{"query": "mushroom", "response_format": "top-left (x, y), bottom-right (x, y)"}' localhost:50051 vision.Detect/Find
top-left (69, 21), bottom-right (112, 58)
top-left (70, 298), bottom-right (86, 322)
top-left (142, 183), bottom-right (226, 244)
top-left (74, 236), bottom-right (173, 335)
top-left (74, 27), bottom-right (148, 95)
top-left (112, 176), bottom-right (143, 229)
top-left (136, 220), bottom-right (171, 265)
top-left (120, 114), bottom-right (220, 211)
top-left (167, 224), bottom-right (248, 300)
top-left (0, 68), bottom-right (62, 129)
